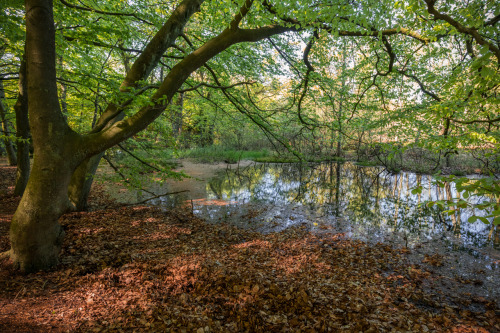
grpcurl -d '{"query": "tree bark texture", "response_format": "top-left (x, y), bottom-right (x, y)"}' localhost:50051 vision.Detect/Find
top-left (14, 55), bottom-right (31, 196)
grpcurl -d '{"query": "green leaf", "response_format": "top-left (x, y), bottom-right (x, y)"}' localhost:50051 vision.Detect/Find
top-left (478, 217), bottom-right (490, 225)
top-left (411, 186), bottom-right (422, 195)
top-left (468, 216), bottom-right (478, 223)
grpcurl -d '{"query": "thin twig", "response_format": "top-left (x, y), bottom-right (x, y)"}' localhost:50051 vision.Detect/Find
top-left (131, 190), bottom-right (190, 205)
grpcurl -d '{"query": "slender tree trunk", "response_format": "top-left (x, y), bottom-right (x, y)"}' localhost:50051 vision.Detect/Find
top-left (334, 162), bottom-right (341, 217)
top-left (172, 92), bottom-right (184, 138)
top-left (205, 92), bottom-right (214, 146)
top-left (91, 84), bottom-right (100, 128)
top-left (0, 79), bottom-right (17, 166)
top-left (440, 118), bottom-right (452, 168)
top-left (58, 56), bottom-right (68, 119)
top-left (14, 55), bottom-right (31, 196)
top-left (67, 153), bottom-right (102, 210)
top-left (336, 41), bottom-right (348, 158)
top-left (337, 100), bottom-right (342, 157)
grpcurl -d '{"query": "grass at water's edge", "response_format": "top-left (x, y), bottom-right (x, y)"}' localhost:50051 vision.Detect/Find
top-left (106, 144), bottom-right (498, 176)
top-left (176, 147), bottom-right (271, 163)
top-left (253, 156), bottom-right (346, 163)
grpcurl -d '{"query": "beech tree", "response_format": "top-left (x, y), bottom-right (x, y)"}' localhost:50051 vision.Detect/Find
top-left (4, 0), bottom-right (499, 272)
top-left (8, 0), bottom-right (295, 271)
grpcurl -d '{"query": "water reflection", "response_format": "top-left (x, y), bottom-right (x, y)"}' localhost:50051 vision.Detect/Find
top-left (148, 162), bottom-right (499, 250)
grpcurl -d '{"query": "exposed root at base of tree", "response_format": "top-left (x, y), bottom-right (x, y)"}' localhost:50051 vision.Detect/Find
top-left (0, 250), bottom-right (10, 261)
top-left (0, 166), bottom-right (498, 332)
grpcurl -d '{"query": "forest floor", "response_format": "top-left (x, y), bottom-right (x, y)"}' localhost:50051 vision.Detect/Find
top-left (0, 165), bottom-right (499, 332)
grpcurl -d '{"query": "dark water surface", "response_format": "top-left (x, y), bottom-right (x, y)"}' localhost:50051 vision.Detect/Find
top-left (147, 162), bottom-right (499, 251)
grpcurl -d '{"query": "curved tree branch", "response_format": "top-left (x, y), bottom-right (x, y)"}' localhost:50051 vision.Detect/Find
top-left (424, 0), bottom-right (500, 63)
top-left (230, 0), bottom-right (254, 30)
top-left (85, 24), bottom-right (296, 156)
top-left (89, 0), bottom-right (205, 134)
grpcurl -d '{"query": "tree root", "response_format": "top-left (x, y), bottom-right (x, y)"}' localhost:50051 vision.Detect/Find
top-left (0, 250), bottom-right (11, 261)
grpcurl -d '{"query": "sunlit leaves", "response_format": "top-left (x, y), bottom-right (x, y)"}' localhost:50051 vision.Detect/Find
top-left (429, 175), bottom-right (500, 225)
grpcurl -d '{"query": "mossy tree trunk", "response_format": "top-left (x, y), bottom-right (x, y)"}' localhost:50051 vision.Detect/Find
top-left (9, 0), bottom-right (83, 271)
top-left (10, 151), bottom-right (79, 271)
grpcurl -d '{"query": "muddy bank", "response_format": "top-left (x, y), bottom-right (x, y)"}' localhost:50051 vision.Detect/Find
top-left (99, 158), bottom-right (257, 205)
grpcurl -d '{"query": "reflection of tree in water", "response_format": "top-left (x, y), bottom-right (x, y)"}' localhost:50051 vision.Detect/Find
top-left (203, 162), bottom-right (496, 248)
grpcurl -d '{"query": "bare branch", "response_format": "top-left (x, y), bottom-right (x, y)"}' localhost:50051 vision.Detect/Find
top-left (398, 70), bottom-right (441, 102)
top-left (485, 14), bottom-right (500, 27)
top-left (297, 32), bottom-right (320, 129)
top-left (117, 143), bottom-right (161, 172)
top-left (446, 115), bottom-right (500, 125)
top-left (132, 190), bottom-right (190, 206)
top-left (178, 81), bottom-right (255, 93)
top-left (59, 0), bottom-right (154, 25)
top-left (262, 0), bottom-right (429, 43)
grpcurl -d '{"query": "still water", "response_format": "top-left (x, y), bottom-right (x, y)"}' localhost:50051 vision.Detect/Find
top-left (147, 162), bottom-right (499, 251)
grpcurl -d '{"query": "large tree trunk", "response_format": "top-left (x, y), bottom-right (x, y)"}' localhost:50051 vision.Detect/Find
top-left (9, 0), bottom-right (82, 272)
top-left (11, 0), bottom-right (290, 272)
top-left (14, 54), bottom-right (31, 196)
top-left (9, 155), bottom-right (76, 271)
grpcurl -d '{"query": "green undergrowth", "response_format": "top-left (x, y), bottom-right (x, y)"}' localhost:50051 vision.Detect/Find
top-left (108, 144), bottom-right (498, 177)
top-left (176, 147), bottom-right (271, 163)
top-left (353, 160), bottom-right (378, 167)
top-left (254, 156), bottom-right (346, 163)
top-left (350, 145), bottom-right (499, 176)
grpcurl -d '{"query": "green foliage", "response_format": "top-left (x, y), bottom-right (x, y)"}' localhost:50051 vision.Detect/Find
top-left (423, 175), bottom-right (500, 226)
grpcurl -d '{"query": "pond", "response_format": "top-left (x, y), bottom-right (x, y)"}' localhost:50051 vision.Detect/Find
top-left (106, 160), bottom-right (499, 298)
top-left (144, 162), bottom-right (499, 251)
